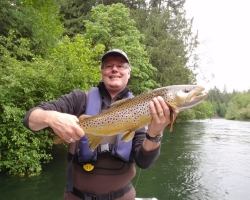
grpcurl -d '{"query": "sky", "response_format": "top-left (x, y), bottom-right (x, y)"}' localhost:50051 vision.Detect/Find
top-left (184, 0), bottom-right (250, 92)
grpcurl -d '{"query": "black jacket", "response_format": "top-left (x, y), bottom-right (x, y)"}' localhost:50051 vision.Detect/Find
top-left (23, 82), bottom-right (161, 198)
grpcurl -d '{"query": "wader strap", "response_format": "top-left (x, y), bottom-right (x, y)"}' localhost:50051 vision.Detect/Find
top-left (66, 140), bottom-right (80, 192)
top-left (71, 182), bottom-right (133, 200)
top-left (66, 153), bottom-right (75, 192)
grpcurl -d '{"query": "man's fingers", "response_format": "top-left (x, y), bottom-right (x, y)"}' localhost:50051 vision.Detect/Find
top-left (151, 97), bottom-right (171, 119)
top-left (68, 137), bottom-right (75, 143)
top-left (149, 100), bottom-right (158, 117)
top-left (73, 117), bottom-right (85, 139)
top-left (75, 127), bottom-right (85, 139)
top-left (153, 97), bottom-right (163, 114)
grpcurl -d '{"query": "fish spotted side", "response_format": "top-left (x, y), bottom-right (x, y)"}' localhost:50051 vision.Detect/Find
top-left (54, 85), bottom-right (208, 150)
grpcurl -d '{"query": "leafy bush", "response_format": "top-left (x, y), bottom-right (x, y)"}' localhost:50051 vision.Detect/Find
top-left (225, 92), bottom-right (250, 120)
top-left (0, 33), bottom-right (104, 176)
top-left (176, 100), bottom-right (215, 122)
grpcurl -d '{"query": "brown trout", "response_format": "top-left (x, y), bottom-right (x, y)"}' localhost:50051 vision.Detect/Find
top-left (54, 85), bottom-right (208, 150)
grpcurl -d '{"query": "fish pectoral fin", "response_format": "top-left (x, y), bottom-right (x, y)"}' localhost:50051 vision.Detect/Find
top-left (110, 98), bottom-right (132, 109)
top-left (169, 121), bottom-right (174, 132)
top-left (87, 134), bottom-right (103, 151)
top-left (169, 110), bottom-right (175, 132)
top-left (121, 130), bottom-right (135, 142)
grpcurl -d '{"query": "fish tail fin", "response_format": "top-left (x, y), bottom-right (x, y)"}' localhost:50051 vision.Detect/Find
top-left (53, 135), bottom-right (65, 144)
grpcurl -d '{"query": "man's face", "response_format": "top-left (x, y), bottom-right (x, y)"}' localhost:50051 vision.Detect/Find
top-left (101, 55), bottom-right (130, 92)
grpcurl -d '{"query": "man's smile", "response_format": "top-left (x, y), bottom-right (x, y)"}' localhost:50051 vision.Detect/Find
top-left (109, 75), bottom-right (121, 79)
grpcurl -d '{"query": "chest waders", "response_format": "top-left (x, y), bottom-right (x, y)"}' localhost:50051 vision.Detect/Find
top-left (66, 88), bottom-right (134, 200)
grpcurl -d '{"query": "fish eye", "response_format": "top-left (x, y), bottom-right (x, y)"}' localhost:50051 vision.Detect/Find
top-left (183, 89), bottom-right (190, 93)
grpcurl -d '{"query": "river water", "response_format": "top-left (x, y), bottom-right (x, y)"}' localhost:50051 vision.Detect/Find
top-left (1, 119), bottom-right (250, 200)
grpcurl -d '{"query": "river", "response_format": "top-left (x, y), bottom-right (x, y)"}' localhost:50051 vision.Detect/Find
top-left (1, 119), bottom-right (250, 200)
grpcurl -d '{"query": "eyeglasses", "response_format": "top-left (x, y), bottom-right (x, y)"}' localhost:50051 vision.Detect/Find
top-left (102, 63), bottom-right (129, 71)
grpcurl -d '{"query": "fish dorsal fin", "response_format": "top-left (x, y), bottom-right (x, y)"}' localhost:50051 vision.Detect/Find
top-left (121, 130), bottom-right (135, 142)
top-left (110, 98), bottom-right (132, 109)
top-left (78, 114), bottom-right (92, 121)
top-left (87, 134), bottom-right (103, 151)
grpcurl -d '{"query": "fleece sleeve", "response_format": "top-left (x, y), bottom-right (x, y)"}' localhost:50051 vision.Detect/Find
top-left (132, 127), bottom-right (161, 169)
top-left (23, 89), bottom-right (87, 130)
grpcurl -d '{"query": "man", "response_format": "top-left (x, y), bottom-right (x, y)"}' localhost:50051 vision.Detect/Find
top-left (23, 49), bottom-right (178, 200)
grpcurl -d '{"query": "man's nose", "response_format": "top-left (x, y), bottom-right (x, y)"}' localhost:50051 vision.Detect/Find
top-left (111, 65), bottom-right (119, 70)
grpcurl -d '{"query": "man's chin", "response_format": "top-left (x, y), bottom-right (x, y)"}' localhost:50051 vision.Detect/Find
top-left (108, 84), bottom-right (120, 89)
top-left (107, 80), bottom-right (120, 87)
top-left (106, 83), bottom-right (122, 90)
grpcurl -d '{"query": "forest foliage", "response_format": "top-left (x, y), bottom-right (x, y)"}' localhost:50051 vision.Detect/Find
top-left (0, 0), bottom-right (222, 176)
top-left (206, 86), bottom-right (250, 120)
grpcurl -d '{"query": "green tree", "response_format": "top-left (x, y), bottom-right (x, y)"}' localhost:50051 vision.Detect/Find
top-left (193, 100), bottom-right (215, 119)
top-left (59, 1), bottom-right (200, 89)
top-left (59, 0), bottom-right (92, 37)
top-left (0, 35), bottom-right (53, 176)
top-left (0, 32), bottom-right (104, 175)
top-left (176, 100), bottom-right (214, 122)
top-left (0, 0), bottom-right (64, 58)
top-left (47, 35), bottom-right (105, 93)
top-left (149, 0), bottom-right (186, 14)
top-left (131, 4), bottom-right (198, 87)
top-left (225, 92), bottom-right (250, 120)
top-left (238, 104), bottom-right (250, 120)
top-left (207, 87), bottom-right (236, 118)
top-left (84, 3), bottom-right (159, 94)
top-left (59, 0), bottom-right (137, 37)
top-left (225, 102), bottom-right (239, 120)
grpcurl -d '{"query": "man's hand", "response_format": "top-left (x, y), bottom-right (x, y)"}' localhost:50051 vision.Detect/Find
top-left (47, 112), bottom-right (85, 143)
top-left (143, 96), bottom-right (179, 152)
top-left (29, 109), bottom-right (85, 143)
top-left (148, 96), bottom-right (179, 137)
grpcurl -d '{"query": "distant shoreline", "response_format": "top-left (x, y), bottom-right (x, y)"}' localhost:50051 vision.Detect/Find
top-left (212, 113), bottom-right (224, 119)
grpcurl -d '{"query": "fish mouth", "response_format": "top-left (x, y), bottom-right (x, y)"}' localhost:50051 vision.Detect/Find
top-left (178, 86), bottom-right (208, 111)
top-left (185, 86), bottom-right (208, 105)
